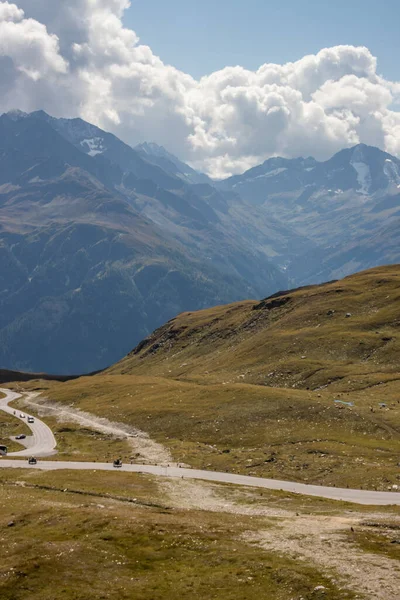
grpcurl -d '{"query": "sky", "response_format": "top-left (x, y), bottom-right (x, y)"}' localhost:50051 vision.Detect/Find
top-left (0, 0), bottom-right (400, 178)
top-left (124, 0), bottom-right (400, 81)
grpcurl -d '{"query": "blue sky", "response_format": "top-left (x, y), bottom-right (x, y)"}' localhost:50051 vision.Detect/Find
top-left (125, 0), bottom-right (400, 80)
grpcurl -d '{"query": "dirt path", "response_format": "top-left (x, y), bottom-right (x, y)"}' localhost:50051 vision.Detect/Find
top-left (245, 515), bottom-right (400, 600)
top-left (20, 392), bottom-right (175, 466)
top-left (160, 477), bottom-right (293, 517)
top-left (159, 477), bottom-right (400, 598)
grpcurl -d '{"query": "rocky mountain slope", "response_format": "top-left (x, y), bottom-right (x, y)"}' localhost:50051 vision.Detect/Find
top-left (0, 111), bottom-right (287, 373)
top-left (220, 144), bottom-right (400, 282)
top-left (33, 110), bottom-right (310, 276)
top-left (2, 109), bottom-right (400, 375)
top-left (135, 142), bottom-right (212, 185)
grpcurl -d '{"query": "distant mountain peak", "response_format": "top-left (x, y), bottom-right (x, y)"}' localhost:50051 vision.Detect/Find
top-left (5, 109), bottom-right (28, 121)
top-left (135, 141), bottom-right (211, 185)
top-left (335, 142), bottom-right (391, 162)
top-left (136, 141), bottom-right (169, 158)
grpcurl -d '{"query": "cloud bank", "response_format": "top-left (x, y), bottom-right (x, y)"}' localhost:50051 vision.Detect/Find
top-left (1, 0), bottom-right (400, 178)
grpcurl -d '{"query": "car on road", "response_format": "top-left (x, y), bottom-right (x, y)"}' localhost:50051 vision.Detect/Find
top-left (15, 434), bottom-right (26, 440)
top-left (19, 413), bottom-right (25, 418)
top-left (27, 416), bottom-right (34, 423)
top-left (113, 459), bottom-right (122, 468)
top-left (28, 457), bottom-right (37, 465)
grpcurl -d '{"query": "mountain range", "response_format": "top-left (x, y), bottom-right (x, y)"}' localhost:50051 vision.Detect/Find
top-left (1, 109), bottom-right (400, 374)
top-left (219, 143), bottom-right (400, 282)
top-left (0, 110), bottom-right (290, 373)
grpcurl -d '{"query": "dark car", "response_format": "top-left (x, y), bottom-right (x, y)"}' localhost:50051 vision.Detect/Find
top-left (113, 459), bottom-right (122, 468)
top-left (28, 457), bottom-right (37, 465)
top-left (16, 434), bottom-right (26, 440)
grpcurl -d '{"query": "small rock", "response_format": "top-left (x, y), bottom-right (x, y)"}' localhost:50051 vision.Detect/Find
top-left (314, 585), bottom-right (326, 591)
top-left (7, 521), bottom-right (15, 527)
top-left (345, 313), bottom-right (352, 318)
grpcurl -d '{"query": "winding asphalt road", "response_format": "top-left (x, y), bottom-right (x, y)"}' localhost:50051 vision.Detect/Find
top-left (1, 388), bottom-right (400, 506)
top-left (0, 388), bottom-right (56, 457)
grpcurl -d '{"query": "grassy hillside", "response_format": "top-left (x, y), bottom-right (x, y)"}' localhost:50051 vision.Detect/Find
top-left (111, 264), bottom-right (400, 388)
top-left (16, 265), bottom-right (400, 490)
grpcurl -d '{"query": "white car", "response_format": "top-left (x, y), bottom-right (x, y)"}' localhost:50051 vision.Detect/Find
top-left (19, 413), bottom-right (25, 418)
top-left (27, 416), bottom-right (34, 423)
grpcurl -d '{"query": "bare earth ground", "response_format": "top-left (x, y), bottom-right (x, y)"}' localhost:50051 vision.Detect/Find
top-left (20, 392), bottom-right (175, 465)
top-left (162, 477), bottom-right (400, 600)
top-left (245, 516), bottom-right (400, 600)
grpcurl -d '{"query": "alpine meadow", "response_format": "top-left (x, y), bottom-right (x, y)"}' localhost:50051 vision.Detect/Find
top-left (0, 2), bottom-right (400, 599)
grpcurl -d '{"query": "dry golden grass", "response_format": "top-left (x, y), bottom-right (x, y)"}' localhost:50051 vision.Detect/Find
top-left (110, 264), bottom-right (400, 389)
top-left (20, 373), bottom-right (400, 489)
top-left (11, 266), bottom-right (400, 489)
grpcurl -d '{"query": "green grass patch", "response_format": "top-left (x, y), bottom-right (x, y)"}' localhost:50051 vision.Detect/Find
top-left (0, 470), bottom-right (357, 600)
top-left (346, 524), bottom-right (400, 560)
top-left (0, 411), bottom-right (31, 453)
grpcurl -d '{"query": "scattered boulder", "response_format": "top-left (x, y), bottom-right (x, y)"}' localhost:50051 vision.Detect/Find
top-left (253, 296), bottom-right (291, 311)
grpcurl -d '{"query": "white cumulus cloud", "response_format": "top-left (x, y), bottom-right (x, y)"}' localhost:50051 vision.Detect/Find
top-left (0, 1), bottom-right (23, 21)
top-left (0, 0), bottom-right (400, 178)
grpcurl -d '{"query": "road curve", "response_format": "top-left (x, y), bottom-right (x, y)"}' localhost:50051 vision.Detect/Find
top-left (0, 388), bottom-right (399, 505)
top-left (0, 388), bottom-right (57, 457)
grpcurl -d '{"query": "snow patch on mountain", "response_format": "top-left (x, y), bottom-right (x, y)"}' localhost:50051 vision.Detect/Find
top-left (80, 138), bottom-right (106, 157)
top-left (254, 168), bottom-right (288, 180)
top-left (351, 160), bottom-right (371, 194)
top-left (384, 158), bottom-right (400, 186)
top-left (235, 168), bottom-right (288, 186)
